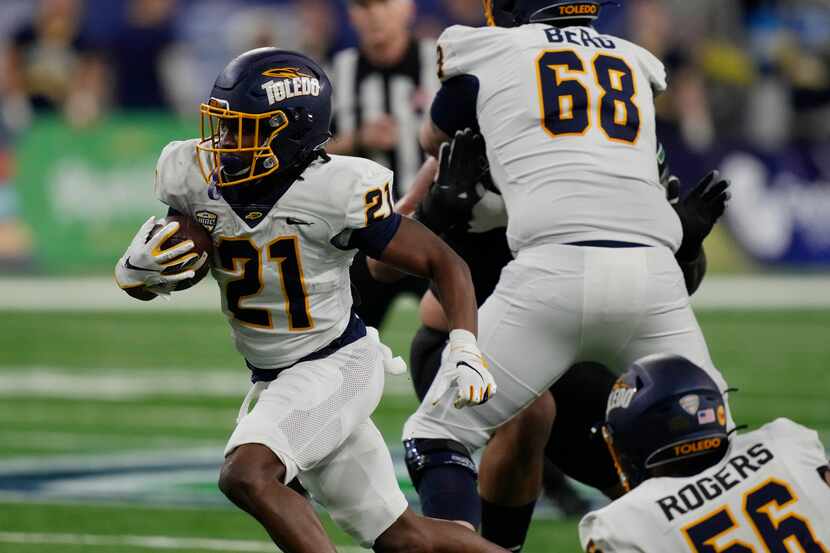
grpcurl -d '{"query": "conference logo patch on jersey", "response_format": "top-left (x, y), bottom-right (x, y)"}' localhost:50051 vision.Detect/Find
top-left (679, 394), bottom-right (700, 416)
top-left (606, 382), bottom-right (636, 415)
top-left (195, 210), bottom-right (218, 232)
top-left (244, 211), bottom-right (264, 221)
top-left (261, 67), bottom-right (321, 106)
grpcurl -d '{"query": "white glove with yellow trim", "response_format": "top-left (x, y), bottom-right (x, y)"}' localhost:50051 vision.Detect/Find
top-left (114, 216), bottom-right (204, 295)
top-left (425, 329), bottom-right (497, 409)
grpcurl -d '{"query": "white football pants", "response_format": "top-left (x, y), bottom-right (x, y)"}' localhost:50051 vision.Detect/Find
top-left (403, 243), bottom-right (733, 451)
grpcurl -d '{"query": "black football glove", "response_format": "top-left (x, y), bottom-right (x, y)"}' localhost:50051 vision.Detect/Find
top-left (415, 128), bottom-right (491, 234)
top-left (672, 171), bottom-right (731, 261)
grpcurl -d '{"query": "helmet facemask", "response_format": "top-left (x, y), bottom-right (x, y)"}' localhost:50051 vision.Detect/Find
top-left (197, 98), bottom-right (289, 187)
top-left (601, 424), bottom-right (642, 493)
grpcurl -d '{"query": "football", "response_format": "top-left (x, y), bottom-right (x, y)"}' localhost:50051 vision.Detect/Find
top-left (147, 214), bottom-right (213, 291)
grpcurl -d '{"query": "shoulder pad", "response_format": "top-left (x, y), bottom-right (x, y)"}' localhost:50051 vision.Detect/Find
top-left (301, 155), bottom-right (394, 236)
top-left (636, 44), bottom-right (667, 94)
top-left (154, 139), bottom-right (205, 214)
top-left (762, 418), bottom-right (822, 448)
top-left (436, 25), bottom-right (508, 81)
top-left (329, 155), bottom-right (394, 231)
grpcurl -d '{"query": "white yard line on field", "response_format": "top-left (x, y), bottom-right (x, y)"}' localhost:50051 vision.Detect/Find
top-left (0, 367), bottom-right (415, 399)
top-left (0, 531), bottom-right (365, 552)
top-left (0, 369), bottom-right (249, 398)
top-left (1, 275), bottom-right (830, 310)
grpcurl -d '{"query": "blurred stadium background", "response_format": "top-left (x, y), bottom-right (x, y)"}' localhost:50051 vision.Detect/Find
top-left (0, 0), bottom-right (828, 551)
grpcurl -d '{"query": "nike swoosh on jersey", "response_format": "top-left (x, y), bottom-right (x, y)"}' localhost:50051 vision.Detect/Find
top-left (286, 217), bottom-right (313, 226)
top-left (124, 257), bottom-right (159, 273)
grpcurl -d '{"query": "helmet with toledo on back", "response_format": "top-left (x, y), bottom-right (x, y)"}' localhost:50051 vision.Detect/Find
top-left (483, 0), bottom-right (611, 27)
top-left (602, 354), bottom-right (730, 492)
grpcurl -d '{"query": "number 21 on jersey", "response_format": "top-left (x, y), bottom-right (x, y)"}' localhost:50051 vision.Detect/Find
top-left (536, 49), bottom-right (640, 144)
top-left (217, 236), bottom-right (314, 331)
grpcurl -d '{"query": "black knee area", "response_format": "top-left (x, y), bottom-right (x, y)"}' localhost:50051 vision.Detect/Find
top-left (409, 326), bottom-right (449, 401)
top-left (546, 362), bottom-right (619, 491)
top-left (403, 438), bottom-right (480, 528)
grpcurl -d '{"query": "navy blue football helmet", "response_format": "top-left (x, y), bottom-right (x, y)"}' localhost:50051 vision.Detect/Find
top-left (484, 0), bottom-right (611, 27)
top-left (602, 354), bottom-right (730, 492)
top-left (197, 48), bottom-right (332, 186)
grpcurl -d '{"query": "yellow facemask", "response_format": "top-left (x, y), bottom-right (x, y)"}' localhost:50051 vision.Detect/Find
top-left (196, 98), bottom-right (290, 187)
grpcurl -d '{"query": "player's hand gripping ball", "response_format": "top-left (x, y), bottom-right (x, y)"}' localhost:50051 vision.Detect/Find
top-left (147, 214), bottom-right (213, 290)
top-left (115, 215), bottom-right (212, 300)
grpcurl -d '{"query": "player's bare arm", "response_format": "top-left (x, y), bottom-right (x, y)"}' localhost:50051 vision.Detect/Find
top-left (375, 216), bottom-right (496, 408)
top-left (376, 217), bottom-right (475, 335)
top-left (365, 156), bottom-right (439, 284)
top-left (395, 156), bottom-right (438, 215)
top-left (420, 119), bottom-right (450, 158)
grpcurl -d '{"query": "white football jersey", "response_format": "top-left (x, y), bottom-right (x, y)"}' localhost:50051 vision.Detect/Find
top-left (436, 24), bottom-right (681, 253)
top-left (154, 139), bottom-right (395, 368)
top-left (579, 418), bottom-right (830, 552)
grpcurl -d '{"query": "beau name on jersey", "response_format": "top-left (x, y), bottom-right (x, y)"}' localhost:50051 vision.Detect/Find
top-left (656, 443), bottom-right (774, 522)
top-left (544, 27), bottom-right (616, 49)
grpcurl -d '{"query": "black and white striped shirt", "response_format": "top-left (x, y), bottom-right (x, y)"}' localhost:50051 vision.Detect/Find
top-left (331, 38), bottom-right (440, 198)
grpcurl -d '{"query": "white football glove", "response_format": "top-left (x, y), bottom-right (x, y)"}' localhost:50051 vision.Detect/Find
top-left (114, 216), bottom-right (206, 295)
top-left (425, 329), bottom-right (497, 409)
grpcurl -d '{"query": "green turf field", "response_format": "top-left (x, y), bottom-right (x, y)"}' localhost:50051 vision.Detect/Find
top-left (1, 306), bottom-right (828, 552)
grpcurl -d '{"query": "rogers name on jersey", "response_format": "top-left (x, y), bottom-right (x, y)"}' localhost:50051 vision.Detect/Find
top-left (655, 442), bottom-right (774, 522)
top-left (261, 73), bottom-right (320, 105)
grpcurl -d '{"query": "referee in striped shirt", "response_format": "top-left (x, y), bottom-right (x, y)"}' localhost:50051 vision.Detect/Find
top-left (328, 0), bottom-right (439, 328)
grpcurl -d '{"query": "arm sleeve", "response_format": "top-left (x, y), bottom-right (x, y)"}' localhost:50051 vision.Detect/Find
top-left (430, 75), bottom-right (480, 136)
top-left (343, 213), bottom-right (403, 259)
